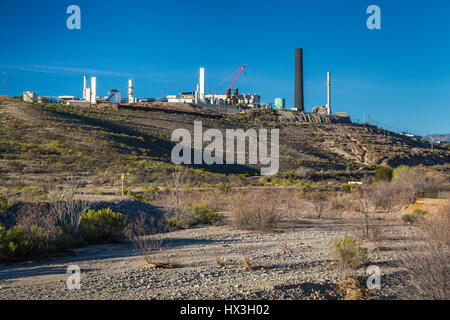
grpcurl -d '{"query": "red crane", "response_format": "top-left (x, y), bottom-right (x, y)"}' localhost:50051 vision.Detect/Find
top-left (210, 65), bottom-right (247, 95)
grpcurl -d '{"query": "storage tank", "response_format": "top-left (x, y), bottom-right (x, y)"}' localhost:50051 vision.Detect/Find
top-left (274, 97), bottom-right (286, 110)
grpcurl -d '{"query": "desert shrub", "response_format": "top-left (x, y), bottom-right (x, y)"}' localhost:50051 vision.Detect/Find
top-left (21, 186), bottom-right (47, 201)
top-left (187, 201), bottom-right (223, 225)
top-left (340, 184), bottom-right (352, 193)
top-left (230, 192), bottom-right (280, 232)
top-left (296, 167), bottom-right (314, 179)
top-left (330, 236), bottom-right (368, 269)
top-left (216, 182), bottom-right (231, 193)
top-left (127, 212), bottom-right (173, 267)
top-left (80, 208), bottom-right (129, 243)
top-left (371, 181), bottom-right (400, 219)
top-left (0, 224), bottom-right (68, 262)
top-left (168, 201), bottom-right (223, 228)
top-left (401, 213), bottom-right (419, 224)
top-left (397, 205), bottom-right (450, 299)
top-left (374, 166), bottom-right (393, 182)
top-left (142, 185), bottom-right (160, 201)
top-left (328, 194), bottom-right (346, 219)
top-left (308, 191), bottom-right (328, 219)
top-left (0, 196), bottom-right (12, 211)
top-left (413, 208), bottom-right (427, 216)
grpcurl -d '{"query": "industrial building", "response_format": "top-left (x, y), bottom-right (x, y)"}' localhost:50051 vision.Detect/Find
top-left (274, 97), bottom-right (286, 110)
top-left (23, 91), bottom-right (38, 102)
top-left (83, 74), bottom-right (97, 104)
top-left (167, 67), bottom-right (261, 111)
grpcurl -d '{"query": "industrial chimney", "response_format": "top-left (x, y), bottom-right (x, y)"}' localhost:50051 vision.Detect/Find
top-left (294, 48), bottom-right (304, 112)
top-left (199, 67), bottom-right (205, 103)
top-left (83, 74), bottom-right (87, 100)
top-left (91, 77), bottom-right (97, 104)
top-left (326, 72), bottom-right (331, 115)
top-left (128, 79), bottom-right (134, 103)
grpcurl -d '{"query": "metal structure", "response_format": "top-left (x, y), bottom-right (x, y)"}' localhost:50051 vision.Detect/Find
top-left (294, 48), bottom-right (304, 112)
top-left (210, 65), bottom-right (246, 95)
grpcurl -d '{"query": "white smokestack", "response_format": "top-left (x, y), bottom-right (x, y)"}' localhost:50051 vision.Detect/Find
top-left (83, 74), bottom-right (87, 100)
top-left (128, 79), bottom-right (134, 103)
top-left (199, 67), bottom-right (205, 102)
top-left (91, 77), bottom-right (97, 104)
top-left (195, 83), bottom-right (200, 104)
top-left (326, 72), bottom-right (331, 115)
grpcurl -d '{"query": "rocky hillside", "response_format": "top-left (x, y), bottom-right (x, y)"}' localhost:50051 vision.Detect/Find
top-left (0, 97), bottom-right (448, 192)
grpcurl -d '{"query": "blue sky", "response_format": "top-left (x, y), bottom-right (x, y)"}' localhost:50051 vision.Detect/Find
top-left (0, 0), bottom-right (449, 136)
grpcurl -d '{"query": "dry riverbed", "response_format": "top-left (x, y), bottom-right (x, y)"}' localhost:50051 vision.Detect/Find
top-left (0, 218), bottom-right (419, 300)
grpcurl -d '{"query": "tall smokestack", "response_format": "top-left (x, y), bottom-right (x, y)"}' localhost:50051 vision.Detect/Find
top-left (326, 72), bottom-right (331, 115)
top-left (199, 67), bottom-right (205, 102)
top-left (294, 48), bottom-right (304, 112)
top-left (91, 77), bottom-right (97, 104)
top-left (128, 79), bottom-right (134, 103)
top-left (83, 74), bottom-right (87, 100)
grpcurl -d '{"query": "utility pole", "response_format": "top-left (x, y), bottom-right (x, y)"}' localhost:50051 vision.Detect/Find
top-left (121, 174), bottom-right (124, 196)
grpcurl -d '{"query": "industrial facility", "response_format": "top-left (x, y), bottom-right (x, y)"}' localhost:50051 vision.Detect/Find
top-left (20, 48), bottom-right (350, 122)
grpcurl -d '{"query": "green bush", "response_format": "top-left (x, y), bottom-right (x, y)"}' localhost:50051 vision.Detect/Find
top-left (169, 202), bottom-right (223, 229)
top-left (0, 196), bottom-right (12, 211)
top-left (413, 208), bottom-right (427, 216)
top-left (80, 208), bottom-right (129, 243)
top-left (0, 225), bottom-right (67, 262)
top-left (216, 182), bottom-right (231, 193)
top-left (341, 184), bottom-right (352, 193)
top-left (374, 166), bottom-right (393, 182)
top-left (187, 201), bottom-right (223, 225)
top-left (330, 236), bottom-right (368, 269)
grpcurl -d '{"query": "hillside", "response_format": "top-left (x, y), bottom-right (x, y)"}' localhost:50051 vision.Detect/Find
top-left (0, 96), bottom-right (449, 193)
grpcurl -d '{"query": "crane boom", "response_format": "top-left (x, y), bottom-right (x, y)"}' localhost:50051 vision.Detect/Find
top-left (226, 65), bottom-right (246, 91)
top-left (210, 65), bottom-right (247, 95)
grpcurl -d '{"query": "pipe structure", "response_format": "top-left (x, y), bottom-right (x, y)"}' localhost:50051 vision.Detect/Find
top-left (326, 72), bottom-right (331, 115)
top-left (294, 48), bottom-right (304, 112)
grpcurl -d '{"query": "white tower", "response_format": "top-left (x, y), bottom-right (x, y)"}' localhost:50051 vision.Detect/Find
top-left (91, 77), bottom-right (97, 104)
top-left (128, 79), bottom-right (134, 103)
top-left (199, 67), bottom-right (205, 103)
top-left (326, 72), bottom-right (331, 115)
top-left (83, 74), bottom-right (87, 100)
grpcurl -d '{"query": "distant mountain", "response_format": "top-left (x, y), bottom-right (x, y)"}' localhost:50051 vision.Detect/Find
top-left (425, 134), bottom-right (450, 143)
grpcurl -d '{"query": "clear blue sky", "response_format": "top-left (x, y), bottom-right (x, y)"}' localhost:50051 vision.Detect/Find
top-left (1, 0), bottom-right (449, 136)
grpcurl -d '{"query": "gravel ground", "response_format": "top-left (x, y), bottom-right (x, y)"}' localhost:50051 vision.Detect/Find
top-left (0, 218), bottom-right (420, 300)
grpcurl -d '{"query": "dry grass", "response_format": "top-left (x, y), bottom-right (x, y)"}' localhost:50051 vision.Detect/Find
top-left (337, 277), bottom-right (370, 300)
top-left (228, 190), bottom-right (281, 232)
top-left (127, 211), bottom-right (177, 268)
top-left (397, 202), bottom-right (450, 299)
